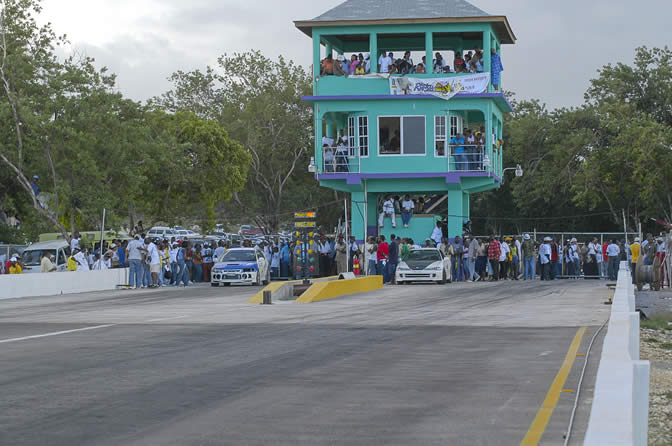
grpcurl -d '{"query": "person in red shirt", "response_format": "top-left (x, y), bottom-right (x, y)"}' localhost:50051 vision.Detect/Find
top-left (376, 235), bottom-right (389, 279)
top-left (602, 242), bottom-right (608, 279)
top-left (550, 240), bottom-right (559, 280)
top-left (487, 236), bottom-right (500, 281)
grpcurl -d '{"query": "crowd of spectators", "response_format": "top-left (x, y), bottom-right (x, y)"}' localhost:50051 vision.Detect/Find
top-left (320, 48), bottom-right (491, 77)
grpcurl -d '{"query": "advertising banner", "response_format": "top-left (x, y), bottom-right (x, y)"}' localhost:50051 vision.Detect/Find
top-left (389, 72), bottom-right (491, 100)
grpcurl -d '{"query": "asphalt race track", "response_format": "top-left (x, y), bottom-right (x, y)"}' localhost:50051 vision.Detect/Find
top-left (0, 279), bottom-right (610, 445)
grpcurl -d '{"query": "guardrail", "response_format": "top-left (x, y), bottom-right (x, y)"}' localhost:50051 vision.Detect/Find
top-left (584, 261), bottom-right (650, 446)
top-left (0, 268), bottom-right (130, 300)
top-left (322, 146), bottom-right (360, 173)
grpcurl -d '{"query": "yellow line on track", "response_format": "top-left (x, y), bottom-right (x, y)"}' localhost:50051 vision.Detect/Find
top-left (520, 326), bottom-right (586, 446)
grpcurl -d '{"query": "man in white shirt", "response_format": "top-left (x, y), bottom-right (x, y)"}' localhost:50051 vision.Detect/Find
top-left (499, 238), bottom-right (510, 279)
top-left (125, 236), bottom-right (145, 288)
top-left (365, 236), bottom-right (377, 276)
top-left (92, 252), bottom-right (108, 270)
top-left (427, 221), bottom-right (441, 246)
top-left (401, 195), bottom-right (414, 228)
top-left (378, 196), bottom-right (396, 228)
top-left (568, 238), bottom-right (581, 279)
top-left (586, 237), bottom-right (600, 278)
top-left (214, 241), bottom-right (226, 262)
top-left (73, 247), bottom-right (90, 271)
top-left (145, 237), bottom-right (161, 287)
top-left (539, 237), bottom-right (552, 280)
top-left (378, 51), bottom-right (392, 73)
top-left (606, 239), bottom-right (621, 281)
top-left (70, 232), bottom-right (81, 252)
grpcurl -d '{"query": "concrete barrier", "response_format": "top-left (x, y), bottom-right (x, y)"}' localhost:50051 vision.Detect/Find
top-left (0, 268), bottom-right (129, 300)
top-left (296, 276), bottom-right (383, 303)
top-left (248, 276), bottom-right (341, 304)
top-left (584, 261), bottom-right (650, 446)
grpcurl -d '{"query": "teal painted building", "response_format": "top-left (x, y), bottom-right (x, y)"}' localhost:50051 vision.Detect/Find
top-left (295, 0), bottom-right (516, 242)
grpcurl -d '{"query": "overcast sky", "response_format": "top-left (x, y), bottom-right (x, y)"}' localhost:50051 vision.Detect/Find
top-left (40, 0), bottom-right (672, 110)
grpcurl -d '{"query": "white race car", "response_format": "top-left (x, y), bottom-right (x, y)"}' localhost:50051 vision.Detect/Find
top-left (395, 248), bottom-right (451, 284)
top-left (211, 248), bottom-right (270, 286)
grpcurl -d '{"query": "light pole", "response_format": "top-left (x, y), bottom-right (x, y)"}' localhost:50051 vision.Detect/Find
top-left (501, 164), bottom-right (523, 184)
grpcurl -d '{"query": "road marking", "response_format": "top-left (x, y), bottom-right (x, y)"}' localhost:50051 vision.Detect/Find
top-left (520, 326), bottom-right (586, 446)
top-left (0, 324), bottom-right (116, 344)
top-left (146, 316), bottom-right (188, 322)
top-left (539, 350), bottom-right (553, 356)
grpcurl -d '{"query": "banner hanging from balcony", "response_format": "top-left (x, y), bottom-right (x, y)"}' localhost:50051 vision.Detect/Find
top-left (389, 73), bottom-right (491, 100)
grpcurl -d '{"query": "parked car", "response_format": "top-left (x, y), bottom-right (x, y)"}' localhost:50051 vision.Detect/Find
top-left (19, 240), bottom-right (71, 273)
top-left (395, 248), bottom-right (451, 284)
top-left (210, 248), bottom-right (270, 287)
top-left (238, 225), bottom-right (264, 237)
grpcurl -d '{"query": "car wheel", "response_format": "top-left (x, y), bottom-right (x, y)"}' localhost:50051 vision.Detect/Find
top-left (438, 270), bottom-right (446, 285)
top-left (211, 282), bottom-right (219, 287)
top-left (223, 282), bottom-right (231, 287)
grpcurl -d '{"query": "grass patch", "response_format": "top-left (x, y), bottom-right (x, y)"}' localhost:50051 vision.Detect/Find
top-left (645, 337), bottom-right (660, 343)
top-left (666, 391), bottom-right (672, 400)
top-left (661, 343), bottom-right (672, 350)
top-left (642, 312), bottom-right (672, 331)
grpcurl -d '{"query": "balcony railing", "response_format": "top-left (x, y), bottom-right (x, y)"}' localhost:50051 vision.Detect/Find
top-left (322, 146), bottom-right (361, 174)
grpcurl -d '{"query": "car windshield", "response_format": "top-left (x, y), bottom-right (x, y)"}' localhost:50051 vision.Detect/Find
top-left (22, 249), bottom-right (56, 266)
top-left (221, 251), bottom-right (256, 262)
top-left (407, 250), bottom-right (441, 262)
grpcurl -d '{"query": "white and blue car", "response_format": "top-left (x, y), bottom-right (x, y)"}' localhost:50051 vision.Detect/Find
top-left (211, 248), bottom-right (270, 287)
top-left (395, 248), bottom-right (452, 285)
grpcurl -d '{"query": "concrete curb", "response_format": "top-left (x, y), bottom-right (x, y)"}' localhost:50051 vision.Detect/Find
top-left (296, 276), bottom-right (383, 303)
top-left (584, 261), bottom-right (650, 446)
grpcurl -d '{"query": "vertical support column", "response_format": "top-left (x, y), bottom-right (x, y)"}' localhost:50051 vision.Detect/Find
top-left (447, 189), bottom-right (465, 239)
top-left (483, 31), bottom-right (491, 92)
top-left (351, 191), bottom-right (366, 243)
top-left (462, 192), bottom-right (470, 223)
top-left (485, 103), bottom-right (493, 174)
top-left (425, 31), bottom-right (433, 73)
top-left (316, 108), bottom-right (323, 172)
top-left (369, 32), bottom-right (378, 73)
top-left (498, 117), bottom-right (503, 177)
top-left (313, 34), bottom-right (321, 83)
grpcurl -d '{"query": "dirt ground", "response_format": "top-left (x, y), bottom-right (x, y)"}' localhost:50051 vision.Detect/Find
top-left (640, 322), bottom-right (672, 446)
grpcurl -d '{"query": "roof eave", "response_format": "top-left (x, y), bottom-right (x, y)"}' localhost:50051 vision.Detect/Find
top-left (294, 16), bottom-right (516, 44)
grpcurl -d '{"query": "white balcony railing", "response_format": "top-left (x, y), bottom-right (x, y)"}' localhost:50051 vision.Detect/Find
top-left (322, 146), bottom-right (361, 174)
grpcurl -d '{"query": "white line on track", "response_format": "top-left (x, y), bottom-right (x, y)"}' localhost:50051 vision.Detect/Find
top-left (145, 316), bottom-right (188, 322)
top-left (0, 324), bottom-right (116, 344)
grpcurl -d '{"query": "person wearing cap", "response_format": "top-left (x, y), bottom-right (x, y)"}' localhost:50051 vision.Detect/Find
top-left (522, 234), bottom-right (536, 280)
top-left (630, 237), bottom-right (641, 285)
top-left (539, 237), bottom-right (552, 280)
top-left (8, 257), bottom-right (22, 274)
top-left (92, 252), bottom-right (108, 270)
top-left (586, 237), bottom-right (600, 279)
top-left (30, 174), bottom-right (40, 196)
top-left (40, 252), bottom-right (57, 272)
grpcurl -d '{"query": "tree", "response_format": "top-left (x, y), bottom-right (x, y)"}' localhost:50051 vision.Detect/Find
top-left (155, 50), bottom-right (332, 232)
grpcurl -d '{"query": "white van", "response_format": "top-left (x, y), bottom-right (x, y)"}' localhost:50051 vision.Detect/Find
top-left (147, 226), bottom-right (177, 240)
top-left (20, 240), bottom-right (71, 273)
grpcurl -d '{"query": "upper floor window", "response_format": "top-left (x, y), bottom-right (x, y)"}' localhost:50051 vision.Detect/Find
top-left (358, 116), bottom-right (369, 157)
top-left (450, 115), bottom-right (463, 138)
top-left (347, 116), bottom-right (357, 157)
top-left (435, 116), bottom-right (446, 157)
top-left (378, 116), bottom-right (426, 156)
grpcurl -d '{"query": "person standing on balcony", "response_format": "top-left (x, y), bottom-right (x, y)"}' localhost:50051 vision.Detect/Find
top-left (491, 48), bottom-right (504, 91)
top-left (401, 195), bottom-right (414, 228)
top-left (349, 54), bottom-right (358, 74)
top-left (320, 54), bottom-right (334, 76)
top-left (450, 132), bottom-right (467, 171)
top-left (378, 196), bottom-right (396, 229)
top-left (335, 130), bottom-right (349, 172)
top-left (400, 51), bottom-right (414, 74)
top-left (378, 51), bottom-right (392, 73)
top-left (416, 56), bottom-right (427, 74)
top-left (454, 53), bottom-right (466, 73)
top-left (433, 52), bottom-right (446, 73)
top-left (323, 144), bottom-right (334, 172)
top-left (465, 128), bottom-right (476, 171)
top-left (334, 55), bottom-right (347, 76)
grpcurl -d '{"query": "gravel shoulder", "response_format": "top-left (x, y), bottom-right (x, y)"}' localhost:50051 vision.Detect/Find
top-left (640, 321), bottom-right (672, 446)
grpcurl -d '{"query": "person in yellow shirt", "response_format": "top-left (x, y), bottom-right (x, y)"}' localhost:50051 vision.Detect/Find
top-left (630, 237), bottom-right (641, 285)
top-left (8, 257), bottom-right (23, 274)
top-left (67, 254), bottom-right (78, 271)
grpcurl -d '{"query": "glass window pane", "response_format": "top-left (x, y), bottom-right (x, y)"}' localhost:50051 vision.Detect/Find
top-left (379, 117), bottom-right (401, 155)
top-left (402, 116), bottom-right (425, 154)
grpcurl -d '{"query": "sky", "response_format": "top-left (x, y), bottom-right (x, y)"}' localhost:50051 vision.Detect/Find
top-left (40, 0), bottom-right (672, 110)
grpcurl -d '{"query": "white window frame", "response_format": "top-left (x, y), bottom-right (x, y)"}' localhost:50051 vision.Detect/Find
top-left (434, 115), bottom-right (447, 157)
top-left (347, 116), bottom-right (357, 157)
top-left (377, 115), bottom-right (426, 157)
top-left (358, 116), bottom-right (369, 158)
top-left (449, 115), bottom-right (463, 138)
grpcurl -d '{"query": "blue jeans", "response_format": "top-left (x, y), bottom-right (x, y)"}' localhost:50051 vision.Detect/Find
top-left (401, 211), bottom-right (412, 225)
top-left (177, 260), bottom-right (189, 286)
top-left (271, 267), bottom-right (279, 278)
top-left (385, 262), bottom-right (397, 284)
top-left (129, 259), bottom-right (143, 288)
top-left (377, 260), bottom-right (386, 280)
top-left (142, 263), bottom-right (150, 286)
top-left (468, 258), bottom-right (479, 280)
top-left (524, 257), bottom-right (535, 280)
top-left (192, 263), bottom-right (202, 283)
top-left (280, 261), bottom-right (289, 278)
top-left (454, 153), bottom-right (467, 171)
top-left (368, 259), bottom-right (377, 276)
top-left (170, 262), bottom-right (178, 284)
